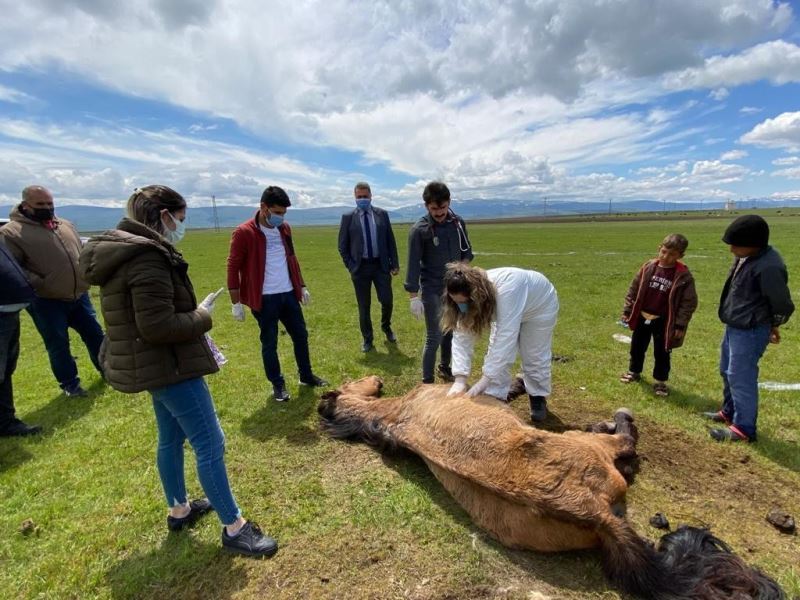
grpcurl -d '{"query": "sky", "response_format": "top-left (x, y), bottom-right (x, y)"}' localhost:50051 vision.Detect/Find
top-left (0, 0), bottom-right (799, 210)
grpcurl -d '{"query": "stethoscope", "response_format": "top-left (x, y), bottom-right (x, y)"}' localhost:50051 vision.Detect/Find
top-left (431, 209), bottom-right (471, 252)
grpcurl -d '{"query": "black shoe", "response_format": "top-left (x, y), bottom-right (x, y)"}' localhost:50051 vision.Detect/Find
top-left (702, 410), bottom-right (730, 424)
top-left (222, 521), bottom-right (278, 558)
top-left (300, 374), bottom-right (329, 387)
top-left (272, 384), bottom-right (291, 402)
top-left (421, 377), bottom-right (435, 384)
top-left (0, 420), bottom-right (42, 437)
top-left (383, 328), bottom-right (397, 343)
top-left (529, 396), bottom-right (548, 423)
top-left (63, 382), bottom-right (88, 397)
top-left (436, 365), bottom-right (455, 382)
top-left (167, 498), bottom-right (214, 531)
top-left (361, 341), bottom-right (374, 353)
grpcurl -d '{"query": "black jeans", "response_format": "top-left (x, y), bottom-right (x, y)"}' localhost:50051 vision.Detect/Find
top-left (421, 287), bottom-right (451, 381)
top-left (351, 259), bottom-right (393, 343)
top-left (629, 317), bottom-right (671, 381)
top-left (0, 311), bottom-right (21, 429)
top-left (252, 292), bottom-right (313, 387)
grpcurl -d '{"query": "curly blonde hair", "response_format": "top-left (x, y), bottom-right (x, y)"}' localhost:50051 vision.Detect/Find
top-left (441, 262), bottom-right (496, 337)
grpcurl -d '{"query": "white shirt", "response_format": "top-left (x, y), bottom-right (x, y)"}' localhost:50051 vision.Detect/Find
top-left (452, 267), bottom-right (559, 381)
top-left (259, 224), bottom-right (293, 295)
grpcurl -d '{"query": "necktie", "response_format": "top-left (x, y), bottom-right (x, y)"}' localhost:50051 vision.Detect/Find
top-left (363, 211), bottom-right (374, 259)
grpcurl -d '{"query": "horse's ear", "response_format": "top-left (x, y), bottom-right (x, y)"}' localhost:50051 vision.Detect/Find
top-left (320, 390), bottom-right (341, 401)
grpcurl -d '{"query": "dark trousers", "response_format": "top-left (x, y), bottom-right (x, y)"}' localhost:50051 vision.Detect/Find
top-left (351, 259), bottom-right (393, 343)
top-left (628, 317), bottom-right (671, 381)
top-left (252, 292), bottom-right (313, 387)
top-left (0, 311), bottom-right (21, 428)
top-left (421, 287), bottom-right (451, 381)
top-left (26, 293), bottom-right (105, 390)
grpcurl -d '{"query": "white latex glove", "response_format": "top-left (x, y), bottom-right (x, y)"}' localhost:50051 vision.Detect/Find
top-left (231, 302), bottom-right (245, 322)
top-left (301, 287), bottom-right (311, 306)
top-left (410, 297), bottom-right (424, 320)
top-left (199, 287), bottom-right (224, 315)
top-left (465, 375), bottom-right (490, 398)
top-left (447, 376), bottom-right (468, 396)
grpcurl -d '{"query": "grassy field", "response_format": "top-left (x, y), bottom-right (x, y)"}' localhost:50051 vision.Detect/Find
top-left (2, 212), bottom-right (799, 599)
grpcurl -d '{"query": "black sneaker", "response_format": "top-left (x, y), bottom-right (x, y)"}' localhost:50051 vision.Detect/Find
top-left (0, 420), bottom-right (42, 437)
top-left (272, 384), bottom-right (291, 402)
top-left (167, 498), bottom-right (214, 531)
top-left (529, 396), bottom-right (548, 423)
top-left (436, 365), bottom-right (455, 382)
top-left (222, 521), bottom-right (278, 558)
top-left (702, 410), bottom-right (731, 424)
top-left (383, 328), bottom-right (397, 343)
top-left (63, 382), bottom-right (88, 397)
top-left (300, 374), bottom-right (329, 387)
top-left (361, 340), bottom-right (374, 353)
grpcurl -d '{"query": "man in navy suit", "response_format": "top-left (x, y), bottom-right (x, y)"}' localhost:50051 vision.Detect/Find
top-left (338, 182), bottom-right (400, 352)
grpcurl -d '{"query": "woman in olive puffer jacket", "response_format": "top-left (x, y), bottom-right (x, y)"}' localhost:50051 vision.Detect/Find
top-left (80, 185), bottom-right (277, 558)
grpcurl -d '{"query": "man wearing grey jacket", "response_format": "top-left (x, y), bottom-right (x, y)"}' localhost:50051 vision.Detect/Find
top-left (0, 186), bottom-right (105, 397)
top-left (404, 182), bottom-right (473, 383)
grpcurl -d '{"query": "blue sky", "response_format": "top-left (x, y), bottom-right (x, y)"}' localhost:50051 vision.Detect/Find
top-left (1, 0), bottom-right (799, 209)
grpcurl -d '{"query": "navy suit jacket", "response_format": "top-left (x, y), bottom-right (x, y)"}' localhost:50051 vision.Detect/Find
top-left (338, 206), bottom-right (399, 275)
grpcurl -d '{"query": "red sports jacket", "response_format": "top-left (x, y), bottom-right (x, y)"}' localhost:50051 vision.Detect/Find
top-left (226, 212), bottom-right (305, 311)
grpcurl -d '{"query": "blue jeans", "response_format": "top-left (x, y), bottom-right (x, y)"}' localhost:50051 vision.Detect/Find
top-left (26, 293), bottom-right (104, 390)
top-left (421, 287), bottom-right (451, 381)
top-left (150, 377), bottom-right (241, 525)
top-left (719, 324), bottom-right (771, 440)
top-left (252, 292), bottom-right (313, 387)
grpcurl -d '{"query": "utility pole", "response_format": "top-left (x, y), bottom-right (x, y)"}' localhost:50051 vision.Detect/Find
top-left (608, 198), bottom-right (612, 214)
top-left (543, 196), bottom-right (547, 216)
top-left (211, 194), bottom-right (220, 232)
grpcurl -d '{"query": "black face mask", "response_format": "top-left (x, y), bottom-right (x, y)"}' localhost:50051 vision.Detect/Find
top-left (28, 207), bottom-right (55, 221)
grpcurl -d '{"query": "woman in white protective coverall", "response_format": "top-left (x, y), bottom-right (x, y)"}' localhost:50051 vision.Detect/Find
top-left (442, 263), bottom-right (559, 423)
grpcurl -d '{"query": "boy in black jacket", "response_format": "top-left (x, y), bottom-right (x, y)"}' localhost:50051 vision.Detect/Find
top-left (705, 215), bottom-right (794, 442)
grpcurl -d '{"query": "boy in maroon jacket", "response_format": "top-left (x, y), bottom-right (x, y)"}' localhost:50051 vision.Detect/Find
top-left (620, 234), bottom-right (698, 397)
top-left (227, 186), bottom-right (327, 402)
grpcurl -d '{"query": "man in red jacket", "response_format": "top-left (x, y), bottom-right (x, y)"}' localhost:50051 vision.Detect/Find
top-left (227, 186), bottom-right (327, 402)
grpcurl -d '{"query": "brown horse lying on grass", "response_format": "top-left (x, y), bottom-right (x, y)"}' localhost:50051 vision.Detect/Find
top-left (318, 377), bottom-right (784, 600)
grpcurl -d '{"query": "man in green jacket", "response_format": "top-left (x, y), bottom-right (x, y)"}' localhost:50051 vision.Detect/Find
top-left (0, 186), bottom-right (105, 397)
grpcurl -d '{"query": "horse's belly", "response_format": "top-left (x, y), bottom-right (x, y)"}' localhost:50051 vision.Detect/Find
top-left (425, 461), bottom-right (600, 552)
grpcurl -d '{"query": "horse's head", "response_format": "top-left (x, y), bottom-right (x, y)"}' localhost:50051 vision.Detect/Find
top-left (338, 375), bottom-right (384, 398)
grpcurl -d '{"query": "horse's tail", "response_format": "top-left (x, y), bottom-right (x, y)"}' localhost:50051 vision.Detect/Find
top-left (596, 517), bottom-right (785, 599)
top-left (317, 391), bottom-right (398, 452)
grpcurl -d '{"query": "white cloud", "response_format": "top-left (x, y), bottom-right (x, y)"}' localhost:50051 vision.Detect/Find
top-left (740, 111), bottom-right (800, 150)
top-left (709, 87), bottom-right (729, 100)
top-left (739, 105), bottom-right (762, 114)
top-left (772, 166), bottom-right (800, 179)
top-left (772, 156), bottom-right (800, 165)
top-left (665, 39), bottom-right (800, 90)
top-left (720, 149), bottom-right (748, 160)
top-left (0, 84), bottom-right (35, 104)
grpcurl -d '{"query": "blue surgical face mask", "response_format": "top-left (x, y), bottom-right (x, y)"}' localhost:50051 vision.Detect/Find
top-left (267, 212), bottom-right (284, 227)
top-left (164, 212), bottom-right (186, 244)
top-left (457, 302), bottom-right (469, 314)
top-left (356, 198), bottom-right (371, 211)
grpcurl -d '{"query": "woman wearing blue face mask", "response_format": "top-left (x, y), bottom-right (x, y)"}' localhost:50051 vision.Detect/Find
top-left (442, 262), bottom-right (559, 423)
top-left (79, 185), bottom-right (278, 557)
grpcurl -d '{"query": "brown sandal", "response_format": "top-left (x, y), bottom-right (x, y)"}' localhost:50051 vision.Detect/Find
top-left (620, 371), bottom-right (641, 383)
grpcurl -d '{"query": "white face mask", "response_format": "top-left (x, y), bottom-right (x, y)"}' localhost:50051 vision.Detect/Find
top-left (164, 212), bottom-right (186, 244)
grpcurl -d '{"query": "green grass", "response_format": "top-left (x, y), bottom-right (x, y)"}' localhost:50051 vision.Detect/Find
top-left (2, 212), bottom-right (799, 599)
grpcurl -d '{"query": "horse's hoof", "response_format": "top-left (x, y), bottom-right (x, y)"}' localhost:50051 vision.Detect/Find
top-left (614, 407), bottom-right (633, 420)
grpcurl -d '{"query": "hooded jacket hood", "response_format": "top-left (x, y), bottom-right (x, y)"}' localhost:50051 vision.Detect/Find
top-left (80, 218), bottom-right (180, 286)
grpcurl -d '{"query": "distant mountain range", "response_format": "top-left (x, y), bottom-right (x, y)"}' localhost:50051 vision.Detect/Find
top-left (2, 197), bottom-right (798, 233)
